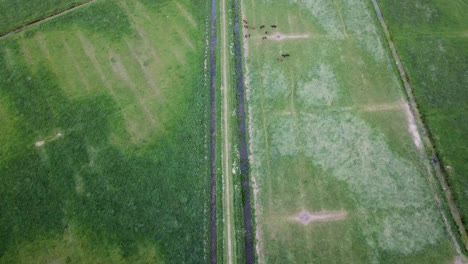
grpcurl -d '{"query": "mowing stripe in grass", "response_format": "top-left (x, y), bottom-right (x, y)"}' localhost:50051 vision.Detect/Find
top-left (0, 0), bottom-right (96, 40)
top-left (371, 0), bottom-right (468, 253)
top-left (76, 32), bottom-right (115, 96)
top-left (209, 0), bottom-right (218, 262)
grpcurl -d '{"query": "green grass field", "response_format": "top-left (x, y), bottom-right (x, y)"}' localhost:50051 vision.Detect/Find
top-left (2, 0), bottom-right (466, 262)
top-left (242, 0), bottom-right (460, 262)
top-left (0, 0), bottom-right (89, 35)
top-left (0, 0), bottom-right (211, 262)
top-left (378, 0), bottom-right (468, 230)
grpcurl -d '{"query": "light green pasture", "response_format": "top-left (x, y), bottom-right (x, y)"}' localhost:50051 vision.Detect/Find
top-left (243, 0), bottom-right (457, 263)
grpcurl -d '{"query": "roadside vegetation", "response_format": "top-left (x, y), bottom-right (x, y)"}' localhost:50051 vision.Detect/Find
top-left (242, 0), bottom-right (460, 262)
top-left (0, 0), bottom-right (210, 263)
top-left (378, 0), bottom-right (468, 229)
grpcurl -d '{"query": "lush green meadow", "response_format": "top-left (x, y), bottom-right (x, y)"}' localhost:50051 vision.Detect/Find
top-left (378, 0), bottom-right (468, 229)
top-left (0, 0), bottom-right (211, 263)
top-left (242, 0), bottom-right (459, 262)
top-left (0, 0), bottom-right (89, 35)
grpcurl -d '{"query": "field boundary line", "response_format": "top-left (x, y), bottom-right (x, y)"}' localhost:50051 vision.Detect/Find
top-left (0, 0), bottom-right (96, 40)
top-left (371, 0), bottom-right (468, 253)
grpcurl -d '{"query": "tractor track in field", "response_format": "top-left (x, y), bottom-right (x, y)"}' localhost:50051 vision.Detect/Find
top-left (0, 0), bottom-right (96, 40)
top-left (232, 0), bottom-right (255, 263)
top-left (209, 0), bottom-right (218, 262)
top-left (371, 0), bottom-right (468, 253)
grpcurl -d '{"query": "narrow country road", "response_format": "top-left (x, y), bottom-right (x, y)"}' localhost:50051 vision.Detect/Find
top-left (220, 0), bottom-right (236, 261)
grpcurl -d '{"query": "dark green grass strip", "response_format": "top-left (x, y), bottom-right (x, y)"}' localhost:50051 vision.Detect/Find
top-left (209, 0), bottom-right (218, 262)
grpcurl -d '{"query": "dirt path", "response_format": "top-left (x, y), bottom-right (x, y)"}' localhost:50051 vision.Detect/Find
top-left (371, 0), bottom-right (468, 253)
top-left (0, 0), bottom-right (96, 40)
top-left (220, 0), bottom-right (235, 262)
top-left (209, 0), bottom-right (218, 262)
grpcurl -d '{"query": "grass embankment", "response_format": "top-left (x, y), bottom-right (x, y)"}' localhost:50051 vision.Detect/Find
top-left (218, 0), bottom-right (250, 261)
top-left (0, 0), bottom-right (210, 263)
top-left (378, 0), bottom-right (468, 229)
top-left (242, 0), bottom-right (459, 262)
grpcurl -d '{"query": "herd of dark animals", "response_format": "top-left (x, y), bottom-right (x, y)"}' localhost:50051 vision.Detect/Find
top-left (242, 19), bottom-right (290, 62)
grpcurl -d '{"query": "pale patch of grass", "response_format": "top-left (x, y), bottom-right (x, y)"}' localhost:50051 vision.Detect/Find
top-left (299, 0), bottom-right (346, 38)
top-left (340, 0), bottom-right (386, 61)
top-left (262, 64), bottom-right (290, 100)
top-left (297, 64), bottom-right (337, 107)
top-left (299, 112), bottom-right (444, 253)
top-left (269, 115), bottom-right (297, 156)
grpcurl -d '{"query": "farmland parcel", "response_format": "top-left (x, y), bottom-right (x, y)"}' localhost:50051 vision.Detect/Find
top-left (241, 0), bottom-right (463, 263)
top-left (0, 0), bottom-right (211, 262)
top-left (378, 0), bottom-right (468, 232)
top-left (1, 0), bottom-right (466, 262)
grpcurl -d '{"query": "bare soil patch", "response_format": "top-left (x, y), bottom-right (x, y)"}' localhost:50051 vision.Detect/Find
top-left (454, 256), bottom-right (468, 264)
top-left (291, 210), bottom-right (348, 225)
top-left (402, 102), bottom-right (422, 148)
top-left (34, 132), bottom-right (63, 147)
top-left (360, 102), bottom-right (402, 112)
top-left (266, 33), bottom-right (311, 41)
